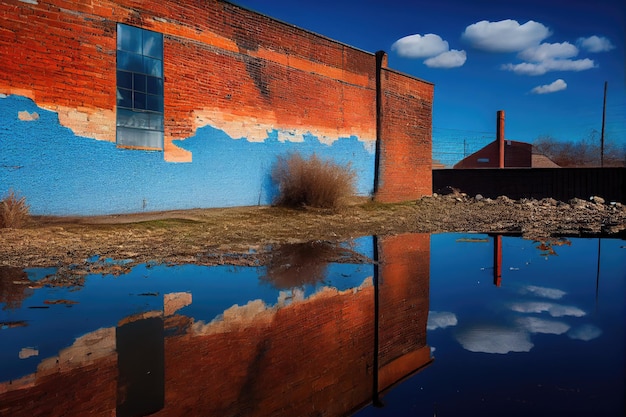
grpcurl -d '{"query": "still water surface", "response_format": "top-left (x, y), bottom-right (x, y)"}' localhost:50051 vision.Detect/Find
top-left (0, 233), bottom-right (624, 416)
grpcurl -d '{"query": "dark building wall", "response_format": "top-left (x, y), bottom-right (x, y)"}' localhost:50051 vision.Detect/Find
top-left (434, 167), bottom-right (626, 203)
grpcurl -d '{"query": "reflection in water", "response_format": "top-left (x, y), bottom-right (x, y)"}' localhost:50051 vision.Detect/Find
top-left (2, 234), bottom-right (623, 416)
top-left (260, 241), bottom-right (343, 289)
top-left (356, 233), bottom-right (624, 417)
top-left (567, 323), bottom-right (602, 341)
top-left (0, 234), bottom-right (432, 417)
top-left (0, 267), bottom-right (33, 310)
top-left (455, 325), bottom-right (534, 354)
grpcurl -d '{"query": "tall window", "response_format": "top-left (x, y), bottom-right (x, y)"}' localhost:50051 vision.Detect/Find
top-left (116, 24), bottom-right (164, 150)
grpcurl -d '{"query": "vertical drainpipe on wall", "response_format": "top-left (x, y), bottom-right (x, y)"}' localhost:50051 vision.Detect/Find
top-left (373, 51), bottom-right (387, 195)
top-left (497, 110), bottom-right (505, 168)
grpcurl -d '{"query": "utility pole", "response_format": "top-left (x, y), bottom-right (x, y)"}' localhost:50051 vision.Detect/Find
top-left (600, 81), bottom-right (607, 167)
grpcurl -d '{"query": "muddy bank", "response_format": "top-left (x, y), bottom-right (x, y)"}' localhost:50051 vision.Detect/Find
top-left (0, 194), bottom-right (624, 269)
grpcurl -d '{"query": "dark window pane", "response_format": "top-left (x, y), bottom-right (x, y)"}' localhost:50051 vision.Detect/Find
top-left (133, 92), bottom-right (147, 110)
top-left (117, 70), bottom-right (133, 89)
top-left (133, 73), bottom-right (147, 93)
top-left (117, 24), bottom-right (142, 54)
top-left (117, 50), bottom-right (143, 72)
top-left (143, 31), bottom-right (163, 59)
top-left (146, 76), bottom-right (163, 96)
top-left (116, 88), bottom-right (132, 108)
top-left (146, 94), bottom-right (163, 113)
top-left (143, 56), bottom-right (162, 77)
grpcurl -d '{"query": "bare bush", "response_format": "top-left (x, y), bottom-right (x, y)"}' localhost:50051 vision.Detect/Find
top-left (1, 190), bottom-right (30, 228)
top-left (272, 153), bottom-right (356, 209)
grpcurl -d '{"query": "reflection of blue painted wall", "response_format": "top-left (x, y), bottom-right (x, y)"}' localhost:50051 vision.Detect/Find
top-left (1, 95), bottom-right (375, 215)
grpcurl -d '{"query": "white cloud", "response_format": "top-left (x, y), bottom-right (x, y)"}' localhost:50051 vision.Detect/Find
top-left (427, 311), bottom-right (458, 330)
top-left (531, 79), bottom-right (568, 94)
top-left (516, 317), bottom-right (570, 334)
top-left (577, 35), bottom-right (615, 53)
top-left (456, 326), bottom-right (534, 354)
top-left (462, 19), bottom-right (551, 53)
top-left (568, 324), bottom-right (602, 341)
top-left (510, 301), bottom-right (586, 317)
top-left (425, 49), bottom-right (467, 68)
top-left (502, 58), bottom-right (595, 75)
top-left (518, 42), bottom-right (578, 62)
top-left (521, 285), bottom-right (567, 299)
top-left (391, 33), bottom-right (449, 58)
top-left (392, 33), bottom-right (467, 69)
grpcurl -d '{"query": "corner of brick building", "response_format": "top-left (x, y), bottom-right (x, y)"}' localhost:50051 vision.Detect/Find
top-left (375, 69), bottom-right (434, 203)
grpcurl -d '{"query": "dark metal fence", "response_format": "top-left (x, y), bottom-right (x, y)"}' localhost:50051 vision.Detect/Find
top-left (433, 168), bottom-right (626, 203)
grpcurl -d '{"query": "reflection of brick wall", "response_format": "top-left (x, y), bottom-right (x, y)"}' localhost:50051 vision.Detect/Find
top-left (376, 69), bottom-right (434, 202)
top-left (0, 237), bottom-right (432, 416)
top-left (377, 233), bottom-right (431, 391)
top-left (0, 356), bottom-right (118, 417)
top-left (0, 284), bottom-right (376, 417)
top-left (155, 285), bottom-right (376, 417)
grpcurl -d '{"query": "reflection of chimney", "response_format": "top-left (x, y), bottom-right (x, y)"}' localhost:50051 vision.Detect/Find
top-left (497, 110), bottom-right (505, 168)
top-left (493, 235), bottom-right (502, 287)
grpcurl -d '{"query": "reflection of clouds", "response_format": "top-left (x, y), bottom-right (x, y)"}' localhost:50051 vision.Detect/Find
top-left (516, 317), bottom-right (570, 335)
top-left (521, 285), bottom-right (566, 300)
top-left (510, 301), bottom-right (586, 317)
top-left (456, 326), bottom-right (533, 354)
top-left (568, 324), bottom-right (602, 341)
top-left (427, 311), bottom-right (458, 330)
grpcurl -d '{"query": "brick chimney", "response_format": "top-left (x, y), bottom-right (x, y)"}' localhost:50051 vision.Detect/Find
top-left (497, 110), bottom-right (505, 168)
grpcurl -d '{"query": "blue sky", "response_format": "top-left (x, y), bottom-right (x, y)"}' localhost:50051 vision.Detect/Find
top-left (232, 0), bottom-right (625, 165)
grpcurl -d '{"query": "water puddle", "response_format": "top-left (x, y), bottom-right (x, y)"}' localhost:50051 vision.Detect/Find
top-left (1, 234), bottom-right (624, 416)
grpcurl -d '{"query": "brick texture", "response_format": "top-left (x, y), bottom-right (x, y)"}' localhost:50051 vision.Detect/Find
top-left (376, 69), bottom-right (434, 202)
top-left (0, 0), bottom-right (432, 201)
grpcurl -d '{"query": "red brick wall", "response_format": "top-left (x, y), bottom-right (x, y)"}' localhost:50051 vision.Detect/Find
top-left (376, 68), bottom-right (434, 202)
top-left (0, 0), bottom-right (378, 161)
top-left (0, 0), bottom-right (432, 198)
top-left (453, 140), bottom-right (532, 168)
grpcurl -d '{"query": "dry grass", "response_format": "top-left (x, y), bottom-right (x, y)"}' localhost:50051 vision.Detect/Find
top-left (271, 153), bottom-right (356, 209)
top-left (1, 190), bottom-right (30, 229)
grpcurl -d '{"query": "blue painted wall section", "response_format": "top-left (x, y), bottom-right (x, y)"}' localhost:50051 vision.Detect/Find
top-left (0, 95), bottom-right (375, 215)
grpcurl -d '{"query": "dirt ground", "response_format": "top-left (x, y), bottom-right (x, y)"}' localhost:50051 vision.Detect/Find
top-left (1, 193), bottom-right (625, 269)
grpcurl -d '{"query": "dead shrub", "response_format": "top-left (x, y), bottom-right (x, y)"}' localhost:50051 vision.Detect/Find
top-left (272, 153), bottom-right (356, 209)
top-left (1, 190), bottom-right (30, 229)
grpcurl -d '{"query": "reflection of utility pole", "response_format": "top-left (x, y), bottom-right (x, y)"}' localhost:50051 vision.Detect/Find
top-left (600, 81), bottom-right (607, 167)
top-left (595, 238), bottom-right (601, 313)
top-left (493, 235), bottom-right (502, 287)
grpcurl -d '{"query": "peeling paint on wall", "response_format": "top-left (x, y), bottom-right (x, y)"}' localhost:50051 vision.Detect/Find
top-left (1, 95), bottom-right (374, 215)
top-left (18, 111), bottom-right (39, 121)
